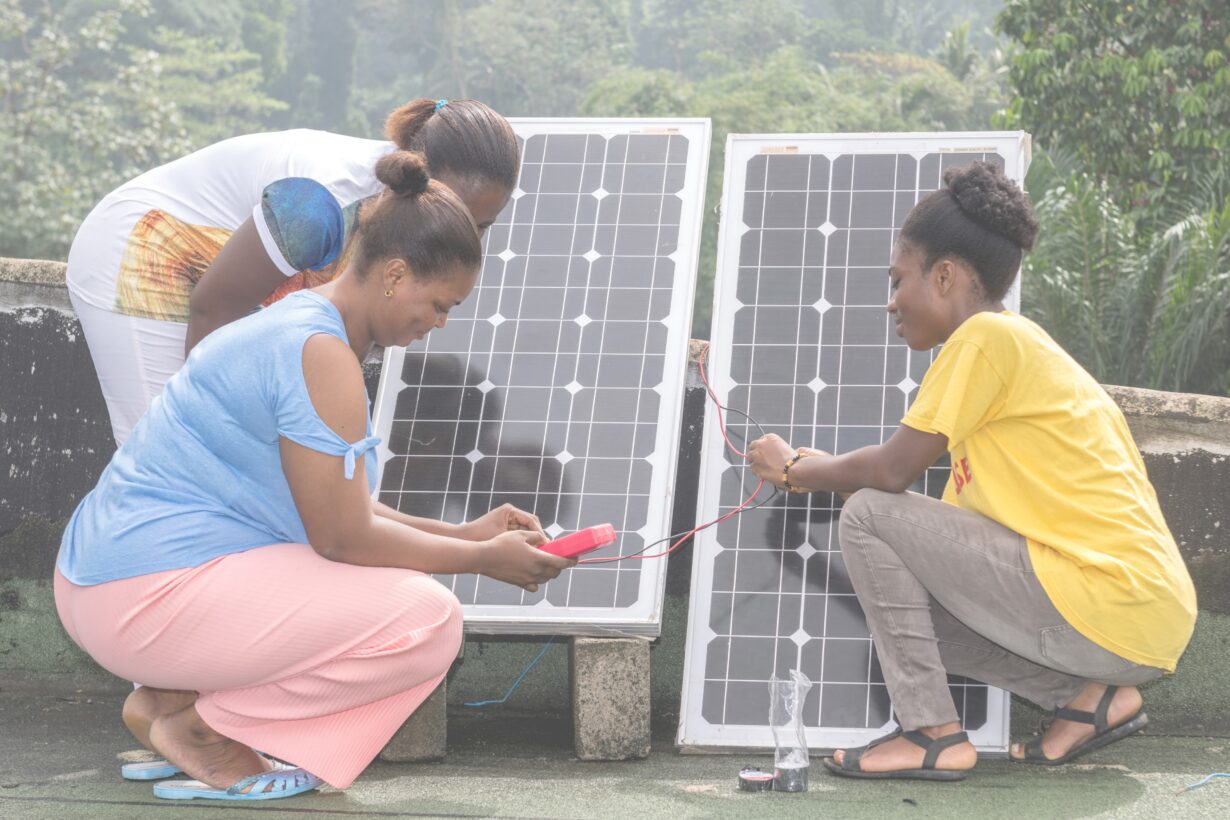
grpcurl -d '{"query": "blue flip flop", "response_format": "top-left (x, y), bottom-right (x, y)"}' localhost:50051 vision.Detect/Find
top-left (152, 767), bottom-right (321, 801)
top-left (122, 751), bottom-right (278, 781)
top-left (121, 758), bottom-right (182, 780)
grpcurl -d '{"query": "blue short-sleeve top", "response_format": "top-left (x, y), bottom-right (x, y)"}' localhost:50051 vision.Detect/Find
top-left (57, 290), bottom-right (379, 585)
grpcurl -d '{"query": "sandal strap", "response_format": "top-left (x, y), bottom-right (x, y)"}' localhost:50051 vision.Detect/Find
top-left (865, 728), bottom-right (903, 749)
top-left (1053, 705), bottom-right (1096, 724)
top-left (1054, 685), bottom-right (1117, 734)
top-left (842, 729), bottom-right (902, 771)
top-left (1021, 735), bottom-right (1050, 762)
top-left (902, 729), bottom-right (970, 770)
top-left (226, 767), bottom-right (315, 796)
top-left (1093, 685), bottom-right (1117, 733)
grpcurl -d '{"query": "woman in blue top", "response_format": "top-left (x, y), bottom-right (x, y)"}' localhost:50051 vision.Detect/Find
top-left (54, 151), bottom-right (574, 802)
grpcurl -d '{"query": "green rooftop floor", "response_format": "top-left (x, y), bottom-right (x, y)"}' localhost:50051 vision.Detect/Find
top-left (2, 674), bottom-right (1227, 819)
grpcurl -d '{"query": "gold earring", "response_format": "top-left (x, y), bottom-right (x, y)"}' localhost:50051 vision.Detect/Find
top-left (385, 288), bottom-right (393, 298)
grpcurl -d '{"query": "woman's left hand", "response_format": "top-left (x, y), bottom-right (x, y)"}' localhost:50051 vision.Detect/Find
top-left (746, 433), bottom-right (799, 487)
top-left (460, 503), bottom-right (545, 542)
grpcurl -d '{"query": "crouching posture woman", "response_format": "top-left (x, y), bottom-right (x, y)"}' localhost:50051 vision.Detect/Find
top-left (54, 151), bottom-right (574, 802)
top-left (747, 161), bottom-right (1196, 781)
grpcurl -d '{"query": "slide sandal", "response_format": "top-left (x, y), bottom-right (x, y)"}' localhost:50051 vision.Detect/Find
top-left (153, 767), bottom-right (321, 801)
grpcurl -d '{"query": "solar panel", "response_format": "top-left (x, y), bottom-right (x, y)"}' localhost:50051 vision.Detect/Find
top-left (371, 119), bottom-right (710, 636)
top-left (677, 133), bottom-right (1030, 752)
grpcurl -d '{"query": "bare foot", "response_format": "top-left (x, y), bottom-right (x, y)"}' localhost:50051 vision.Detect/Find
top-left (122, 687), bottom-right (198, 752)
top-left (148, 704), bottom-right (271, 790)
top-left (833, 721), bottom-right (977, 773)
top-left (1010, 683), bottom-right (1142, 761)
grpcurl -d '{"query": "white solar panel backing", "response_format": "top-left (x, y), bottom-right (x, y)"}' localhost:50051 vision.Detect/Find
top-left (678, 132), bottom-right (1030, 752)
top-left (372, 119), bottom-right (710, 636)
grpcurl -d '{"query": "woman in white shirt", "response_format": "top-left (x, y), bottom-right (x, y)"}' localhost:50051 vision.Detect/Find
top-left (66, 98), bottom-right (518, 445)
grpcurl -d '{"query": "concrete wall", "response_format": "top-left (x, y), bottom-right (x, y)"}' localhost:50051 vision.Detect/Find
top-left (2, 257), bottom-right (1227, 737)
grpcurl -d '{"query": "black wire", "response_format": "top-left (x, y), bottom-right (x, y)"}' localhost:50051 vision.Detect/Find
top-left (583, 395), bottom-right (779, 563)
top-left (715, 403), bottom-right (769, 448)
top-left (587, 480), bottom-right (780, 563)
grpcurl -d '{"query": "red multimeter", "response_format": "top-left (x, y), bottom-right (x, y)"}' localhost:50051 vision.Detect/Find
top-left (540, 524), bottom-right (617, 558)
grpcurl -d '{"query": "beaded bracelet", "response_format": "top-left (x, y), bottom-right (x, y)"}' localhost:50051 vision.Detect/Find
top-left (781, 449), bottom-right (810, 493)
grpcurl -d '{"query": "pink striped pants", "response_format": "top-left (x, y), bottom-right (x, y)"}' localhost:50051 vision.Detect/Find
top-left (54, 543), bottom-right (463, 788)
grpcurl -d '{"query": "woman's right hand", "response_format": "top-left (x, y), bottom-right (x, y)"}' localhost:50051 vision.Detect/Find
top-left (479, 530), bottom-right (576, 592)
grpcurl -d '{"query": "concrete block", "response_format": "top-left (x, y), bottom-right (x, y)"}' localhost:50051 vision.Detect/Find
top-left (570, 637), bottom-right (650, 760)
top-left (380, 680), bottom-right (448, 762)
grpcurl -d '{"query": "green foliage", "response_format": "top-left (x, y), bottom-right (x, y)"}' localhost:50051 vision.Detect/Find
top-left (273, 0), bottom-right (364, 133)
top-left (239, 0), bottom-right (291, 97)
top-left (1149, 204), bottom-right (1230, 393)
top-left (0, 0), bottom-right (186, 258)
top-left (997, 0), bottom-right (1230, 210)
top-left (1000, 2), bottom-right (1230, 395)
top-left (633, 0), bottom-right (809, 78)
top-left (451, 0), bottom-right (632, 116)
top-left (1023, 160), bottom-right (1230, 395)
top-left (146, 27), bottom-right (287, 145)
top-left (934, 21), bottom-right (979, 79)
top-left (810, 0), bottom-right (1006, 52)
top-left (0, 0), bottom-right (286, 259)
top-left (349, 0), bottom-right (437, 133)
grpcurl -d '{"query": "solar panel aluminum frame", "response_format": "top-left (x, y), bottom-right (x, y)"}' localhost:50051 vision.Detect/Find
top-left (371, 118), bottom-right (711, 636)
top-left (678, 131), bottom-right (1030, 753)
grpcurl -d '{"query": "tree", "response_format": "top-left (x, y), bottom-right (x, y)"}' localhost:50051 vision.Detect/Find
top-left (1022, 157), bottom-right (1230, 395)
top-left (0, 0), bottom-right (185, 258)
top-left (273, 0), bottom-right (364, 132)
top-left (145, 27), bottom-right (287, 146)
top-left (997, 0), bottom-right (1230, 211)
top-left (0, 0), bottom-right (284, 259)
top-left (349, 0), bottom-right (440, 134)
top-left (632, 0), bottom-right (809, 79)
top-left (809, 0), bottom-right (1005, 52)
top-left (453, 0), bottom-right (631, 116)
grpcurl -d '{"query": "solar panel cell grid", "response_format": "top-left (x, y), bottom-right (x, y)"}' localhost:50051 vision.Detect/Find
top-left (680, 133), bottom-right (1028, 751)
top-left (371, 121), bottom-right (710, 635)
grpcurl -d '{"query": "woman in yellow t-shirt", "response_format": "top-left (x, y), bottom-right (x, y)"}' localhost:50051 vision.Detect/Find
top-left (747, 161), bottom-right (1196, 782)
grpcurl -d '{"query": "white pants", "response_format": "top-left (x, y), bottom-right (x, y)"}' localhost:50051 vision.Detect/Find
top-left (69, 290), bottom-right (187, 446)
top-left (66, 196), bottom-right (193, 446)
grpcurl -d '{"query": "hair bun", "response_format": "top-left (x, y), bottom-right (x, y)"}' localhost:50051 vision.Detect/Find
top-left (944, 160), bottom-right (1039, 251)
top-left (375, 150), bottom-right (431, 197)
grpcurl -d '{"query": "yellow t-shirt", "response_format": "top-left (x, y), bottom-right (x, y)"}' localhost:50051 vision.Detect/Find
top-left (901, 311), bottom-right (1196, 671)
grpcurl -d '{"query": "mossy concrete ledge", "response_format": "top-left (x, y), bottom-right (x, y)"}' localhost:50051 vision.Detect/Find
top-left (0, 256), bottom-right (67, 287)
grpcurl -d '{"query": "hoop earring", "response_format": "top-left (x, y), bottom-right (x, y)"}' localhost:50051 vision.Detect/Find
top-left (385, 289), bottom-right (394, 298)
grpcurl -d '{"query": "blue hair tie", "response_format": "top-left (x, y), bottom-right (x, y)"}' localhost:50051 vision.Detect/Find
top-left (434, 98), bottom-right (448, 112)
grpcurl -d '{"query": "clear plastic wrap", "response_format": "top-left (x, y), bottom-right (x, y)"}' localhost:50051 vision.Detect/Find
top-left (768, 670), bottom-right (813, 792)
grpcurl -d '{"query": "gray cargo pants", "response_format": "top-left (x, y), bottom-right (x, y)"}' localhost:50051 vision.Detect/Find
top-left (838, 488), bottom-right (1162, 730)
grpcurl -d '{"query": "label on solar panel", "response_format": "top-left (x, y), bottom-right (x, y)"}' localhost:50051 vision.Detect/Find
top-left (678, 132), bottom-right (1029, 752)
top-left (371, 119), bottom-right (710, 636)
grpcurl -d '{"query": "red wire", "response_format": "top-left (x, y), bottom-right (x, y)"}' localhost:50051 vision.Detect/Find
top-left (577, 478), bottom-right (766, 564)
top-left (699, 342), bottom-right (748, 459)
top-left (578, 342), bottom-right (765, 564)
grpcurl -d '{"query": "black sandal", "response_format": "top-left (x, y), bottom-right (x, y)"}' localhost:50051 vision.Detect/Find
top-left (1013, 685), bottom-right (1149, 765)
top-left (822, 728), bottom-right (972, 781)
